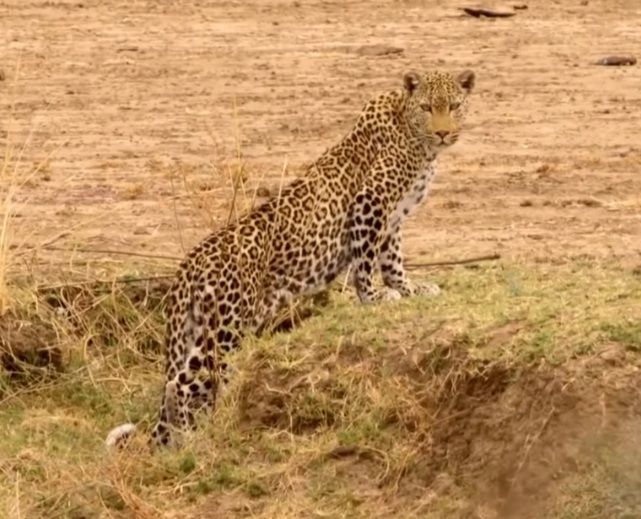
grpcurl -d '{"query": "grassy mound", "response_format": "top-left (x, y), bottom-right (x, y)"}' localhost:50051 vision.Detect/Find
top-left (1, 261), bottom-right (641, 517)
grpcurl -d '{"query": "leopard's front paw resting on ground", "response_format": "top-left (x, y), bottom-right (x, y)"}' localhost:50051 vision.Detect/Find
top-left (361, 287), bottom-right (403, 303)
top-left (410, 281), bottom-right (441, 297)
top-left (379, 287), bottom-right (402, 302)
top-left (358, 287), bottom-right (402, 304)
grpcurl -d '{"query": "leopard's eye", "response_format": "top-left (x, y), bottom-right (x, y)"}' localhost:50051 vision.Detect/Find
top-left (420, 103), bottom-right (432, 113)
top-left (450, 102), bottom-right (461, 111)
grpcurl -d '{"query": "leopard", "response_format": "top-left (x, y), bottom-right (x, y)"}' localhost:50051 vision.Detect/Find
top-left (105, 69), bottom-right (475, 450)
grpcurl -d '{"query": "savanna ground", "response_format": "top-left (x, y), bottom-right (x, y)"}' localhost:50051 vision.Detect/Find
top-left (1, 0), bottom-right (641, 517)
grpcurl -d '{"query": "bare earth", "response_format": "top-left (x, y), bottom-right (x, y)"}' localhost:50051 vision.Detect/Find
top-left (2, 0), bottom-right (640, 278)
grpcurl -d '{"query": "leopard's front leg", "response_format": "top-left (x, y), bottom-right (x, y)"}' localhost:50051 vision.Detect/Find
top-left (379, 231), bottom-right (440, 298)
top-left (350, 191), bottom-right (401, 303)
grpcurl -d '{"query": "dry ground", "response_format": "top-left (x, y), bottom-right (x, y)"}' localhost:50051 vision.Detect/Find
top-left (2, 0), bottom-right (640, 271)
top-left (1, 0), bottom-right (641, 518)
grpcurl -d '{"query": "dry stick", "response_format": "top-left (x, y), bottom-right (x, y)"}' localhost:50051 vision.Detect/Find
top-left (225, 160), bottom-right (243, 226)
top-left (169, 173), bottom-right (187, 254)
top-left (510, 406), bottom-right (556, 491)
top-left (37, 231), bottom-right (71, 249)
top-left (249, 159), bottom-right (269, 210)
top-left (234, 99), bottom-right (252, 209)
top-left (38, 275), bottom-right (175, 291)
top-left (405, 253), bottom-right (501, 270)
top-left (34, 248), bottom-right (499, 273)
top-left (341, 264), bottom-right (352, 294)
top-left (226, 96), bottom-right (244, 226)
top-left (39, 246), bottom-right (182, 262)
top-left (461, 7), bottom-right (516, 18)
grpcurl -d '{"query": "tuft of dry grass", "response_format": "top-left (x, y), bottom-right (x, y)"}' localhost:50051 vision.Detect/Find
top-left (1, 136), bottom-right (17, 315)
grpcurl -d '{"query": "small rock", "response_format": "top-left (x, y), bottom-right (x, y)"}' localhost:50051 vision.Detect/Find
top-left (576, 197), bottom-right (602, 208)
top-left (599, 344), bottom-right (625, 365)
top-left (355, 44), bottom-right (404, 57)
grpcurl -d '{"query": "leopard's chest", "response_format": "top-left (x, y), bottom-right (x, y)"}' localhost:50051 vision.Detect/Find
top-left (388, 163), bottom-right (436, 232)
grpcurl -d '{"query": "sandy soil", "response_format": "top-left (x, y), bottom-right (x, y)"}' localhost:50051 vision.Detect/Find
top-left (1, 0), bottom-right (640, 277)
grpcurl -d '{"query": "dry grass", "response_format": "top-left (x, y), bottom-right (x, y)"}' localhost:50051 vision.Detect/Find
top-left (3, 1), bottom-right (641, 514)
top-left (1, 120), bottom-right (18, 315)
top-left (1, 257), bottom-right (641, 518)
top-left (2, 122), bottom-right (641, 517)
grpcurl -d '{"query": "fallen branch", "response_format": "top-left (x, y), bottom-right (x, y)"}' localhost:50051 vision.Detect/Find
top-left (405, 253), bottom-right (501, 270)
top-left (596, 55), bottom-right (636, 66)
top-left (40, 246), bottom-right (182, 262)
top-left (37, 247), bottom-right (500, 271)
top-left (37, 275), bottom-right (175, 292)
top-left (461, 7), bottom-right (516, 18)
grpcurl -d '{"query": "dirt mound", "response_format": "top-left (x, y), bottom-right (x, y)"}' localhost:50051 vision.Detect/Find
top-left (33, 279), bottom-right (326, 358)
top-left (0, 309), bottom-right (63, 381)
top-left (1, 280), bottom-right (171, 386)
top-left (39, 280), bottom-right (171, 353)
top-left (236, 334), bottom-right (641, 517)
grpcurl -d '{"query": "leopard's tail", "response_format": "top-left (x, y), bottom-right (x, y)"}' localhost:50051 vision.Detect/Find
top-left (105, 423), bottom-right (137, 449)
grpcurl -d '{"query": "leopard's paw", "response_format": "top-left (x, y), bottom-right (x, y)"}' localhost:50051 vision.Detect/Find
top-left (379, 287), bottom-right (402, 302)
top-left (411, 281), bottom-right (441, 298)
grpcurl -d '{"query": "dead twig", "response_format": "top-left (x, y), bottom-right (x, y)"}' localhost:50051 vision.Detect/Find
top-left (34, 249), bottom-right (499, 272)
top-left (38, 246), bottom-right (182, 262)
top-left (405, 253), bottom-right (500, 270)
top-left (37, 275), bottom-right (175, 292)
top-left (461, 7), bottom-right (516, 18)
top-left (596, 55), bottom-right (636, 66)
top-left (38, 231), bottom-right (72, 249)
top-left (510, 406), bottom-right (556, 491)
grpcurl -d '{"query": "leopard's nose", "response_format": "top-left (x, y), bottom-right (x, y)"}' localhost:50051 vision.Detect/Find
top-left (435, 130), bottom-right (450, 140)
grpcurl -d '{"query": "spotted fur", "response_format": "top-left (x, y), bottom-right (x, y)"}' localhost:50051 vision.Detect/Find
top-left (107, 69), bottom-right (475, 449)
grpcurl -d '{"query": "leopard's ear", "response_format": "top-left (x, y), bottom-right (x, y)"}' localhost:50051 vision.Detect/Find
top-left (403, 71), bottom-right (421, 94)
top-left (457, 70), bottom-right (475, 94)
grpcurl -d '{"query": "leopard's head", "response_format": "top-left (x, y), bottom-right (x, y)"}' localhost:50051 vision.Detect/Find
top-left (402, 70), bottom-right (475, 149)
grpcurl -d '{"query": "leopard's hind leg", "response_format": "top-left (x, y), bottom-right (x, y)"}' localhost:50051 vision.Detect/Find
top-left (150, 288), bottom-right (207, 448)
top-left (151, 283), bottom-right (246, 448)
